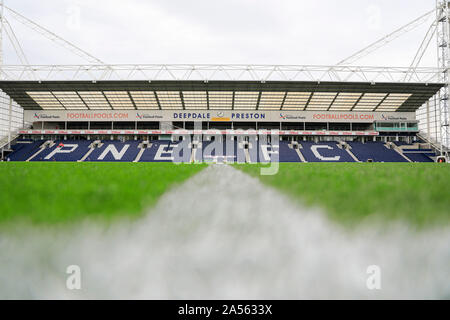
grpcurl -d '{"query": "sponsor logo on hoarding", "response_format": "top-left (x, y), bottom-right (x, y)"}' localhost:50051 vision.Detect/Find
top-left (136, 113), bottom-right (163, 120)
top-left (33, 113), bottom-right (61, 120)
top-left (381, 114), bottom-right (408, 121)
top-left (280, 113), bottom-right (306, 120)
top-left (212, 111), bottom-right (231, 121)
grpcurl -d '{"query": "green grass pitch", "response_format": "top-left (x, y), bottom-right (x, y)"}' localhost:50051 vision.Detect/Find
top-left (1, 162), bottom-right (449, 228)
top-left (236, 163), bottom-right (450, 228)
top-left (0, 162), bottom-right (206, 225)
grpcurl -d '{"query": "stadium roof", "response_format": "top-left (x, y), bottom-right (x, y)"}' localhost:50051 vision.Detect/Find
top-left (0, 80), bottom-right (443, 112)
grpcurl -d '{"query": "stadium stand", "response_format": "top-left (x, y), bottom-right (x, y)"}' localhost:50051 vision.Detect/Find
top-left (257, 141), bottom-right (279, 163)
top-left (401, 146), bottom-right (436, 162)
top-left (347, 142), bottom-right (407, 162)
top-left (300, 142), bottom-right (356, 162)
top-left (139, 141), bottom-right (173, 162)
top-left (31, 140), bottom-right (92, 162)
top-left (404, 153), bottom-right (434, 162)
top-left (278, 141), bottom-right (302, 162)
top-left (1, 74), bottom-right (446, 164)
top-left (8, 140), bottom-right (44, 161)
top-left (393, 141), bottom-right (410, 147)
top-left (194, 138), bottom-right (243, 163)
top-left (86, 140), bottom-right (141, 162)
top-left (6, 139), bottom-right (439, 163)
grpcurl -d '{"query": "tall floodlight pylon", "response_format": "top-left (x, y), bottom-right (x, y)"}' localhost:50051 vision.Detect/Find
top-left (437, 0), bottom-right (450, 152)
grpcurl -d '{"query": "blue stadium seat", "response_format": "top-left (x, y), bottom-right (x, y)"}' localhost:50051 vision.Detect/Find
top-left (348, 142), bottom-right (406, 162)
top-left (279, 141), bottom-right (302, 162)
top-left (405, 153), bottom-right (433, 162)
top-left (32, 140), bottom-right (91, 162)
top-left (8, 141), bottom-right (44, 161)
top-left (401, 145), bottom-right (436, 163)
top-left (393, 141), bottom-right (409, 147)
top-left (139, 141), bottom-right (173, 162)
top-left (300, 142), bottom-right (355, 162)
top-left (6, 139), bottom-right (437, 163)
top-left (86, 140), bottom-right (140, 162)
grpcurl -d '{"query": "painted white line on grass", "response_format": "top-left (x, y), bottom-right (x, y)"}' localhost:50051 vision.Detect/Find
top-left (0, 165), bottom-right (449, 299)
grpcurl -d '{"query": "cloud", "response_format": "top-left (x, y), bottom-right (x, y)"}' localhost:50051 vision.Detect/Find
top-left (2, 0), bottom-right (438, 66)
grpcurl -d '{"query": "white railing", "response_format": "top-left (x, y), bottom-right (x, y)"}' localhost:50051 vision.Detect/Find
top-left (15, 128), bottom-right (380, 137)
top-left (417, 131), bottom-right (449, 153)
top-left (0, 123), bottom-right (32, 149)
top-left (0, 132), bottom-right (19, 149)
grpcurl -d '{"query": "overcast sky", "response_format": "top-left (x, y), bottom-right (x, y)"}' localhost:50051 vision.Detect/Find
top-left (1, 0), bottom-right (438, 67)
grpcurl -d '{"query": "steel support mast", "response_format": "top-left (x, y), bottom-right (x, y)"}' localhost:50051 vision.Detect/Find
top-left (0, 0), bottom-right (4, 70)
top-left (437, 0), bottom-right (450, 151)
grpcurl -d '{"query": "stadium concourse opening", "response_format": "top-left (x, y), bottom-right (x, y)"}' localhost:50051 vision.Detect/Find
top-left (0, 79), bottom-right (444, 163)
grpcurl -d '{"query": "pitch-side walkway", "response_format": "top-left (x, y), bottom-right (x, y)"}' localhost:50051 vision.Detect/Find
top-left (0, 165), bottom-right (449, 299)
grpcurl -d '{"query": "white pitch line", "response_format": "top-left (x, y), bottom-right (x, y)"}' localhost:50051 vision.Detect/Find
top-left (0, 165), bottom-right (449, 299)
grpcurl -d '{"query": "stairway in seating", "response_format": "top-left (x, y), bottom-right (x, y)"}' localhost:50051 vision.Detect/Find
top-left (387, 142), bottom-right (412, 162)
top-left (79, 140), bottom-right (102, 162)
top-left (133, 141), bottom-right (152, 162)
top-left (26, 140), bottom-right (54, 161)
top-left (290, 141), bottom-right (307, 162)
top-left (133, 148), bottom-right (145, 162)
top-left (240, 141), bottom-right (252, 163)
top-left (190, 141), bottom-right (201, 163)
top-left (340, 141), bottom-right (360, 162)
